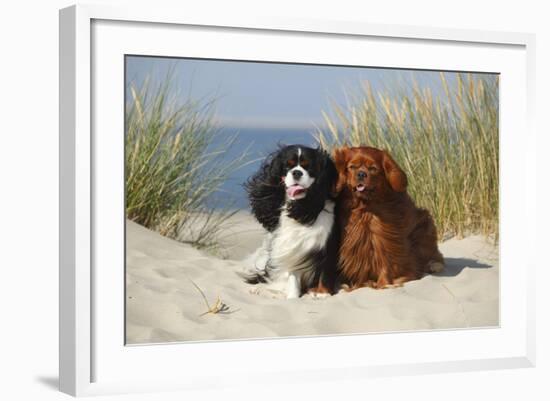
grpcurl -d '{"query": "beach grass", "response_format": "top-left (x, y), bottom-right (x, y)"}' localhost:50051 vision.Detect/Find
top-left (125, 76), bottom-right (248, 250)
top-left (317, 73), bottom-right (499, 238)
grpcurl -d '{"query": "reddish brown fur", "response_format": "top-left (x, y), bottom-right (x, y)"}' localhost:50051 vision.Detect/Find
top-left (333, 146), bottom-right (444, 290)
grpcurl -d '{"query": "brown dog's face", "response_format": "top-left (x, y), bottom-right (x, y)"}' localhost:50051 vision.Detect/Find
top-left (333, 146), bottom-right (407, 201)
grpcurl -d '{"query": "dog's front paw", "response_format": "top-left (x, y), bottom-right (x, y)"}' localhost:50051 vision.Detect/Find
top-left (286, 273), bottom-right (301, 299)
top-left (306, 290), bottom-right (331, 300)
top-left (249, 286), bottom-right (286, 299)
top-left (428, 260), bottom-right (445, 273)
top-left (337, 283), bottom-right (352, 293)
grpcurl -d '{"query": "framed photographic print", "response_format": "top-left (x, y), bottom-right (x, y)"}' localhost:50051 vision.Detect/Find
top-left (59, 4), bottom-right (536, 397)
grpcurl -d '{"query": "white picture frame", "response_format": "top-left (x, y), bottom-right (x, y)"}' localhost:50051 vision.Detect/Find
top-left (59, 3), bottom-right (536, 397)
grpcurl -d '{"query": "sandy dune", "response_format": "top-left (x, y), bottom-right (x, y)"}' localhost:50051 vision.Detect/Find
top-left (125, 213), bottom-right (499, 344)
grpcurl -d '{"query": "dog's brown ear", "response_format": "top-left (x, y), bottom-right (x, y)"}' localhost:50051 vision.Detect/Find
top-left (332, 147), bottom-right (350, 195)
top-left (382, 151), bottom-right (407, 192)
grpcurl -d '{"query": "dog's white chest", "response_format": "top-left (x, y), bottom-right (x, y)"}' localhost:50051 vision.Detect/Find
top-left (270, 200), bottom-right (335, 273)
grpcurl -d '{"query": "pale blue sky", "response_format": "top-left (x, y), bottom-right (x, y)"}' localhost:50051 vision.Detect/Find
top-left (125, 56), bottom-right (496, 130)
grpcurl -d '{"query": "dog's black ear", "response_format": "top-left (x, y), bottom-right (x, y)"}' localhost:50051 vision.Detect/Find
top-left (268, 153), bottom-right (284, 184)
top-left (244, 149), bottom-right (285, 232)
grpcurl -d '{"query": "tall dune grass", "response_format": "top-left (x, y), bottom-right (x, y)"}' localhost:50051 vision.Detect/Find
top-left (318, 73), bottom-right (499, 238)
top-left (125, 78), bottom-right (248, 249)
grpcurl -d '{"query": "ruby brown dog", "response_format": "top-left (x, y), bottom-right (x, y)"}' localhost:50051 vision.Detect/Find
top-left (333, 146), bottom-right (445, 290)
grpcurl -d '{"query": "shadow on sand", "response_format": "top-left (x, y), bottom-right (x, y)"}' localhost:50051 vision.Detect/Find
top-left (435, 257), bottom-right (493, 278)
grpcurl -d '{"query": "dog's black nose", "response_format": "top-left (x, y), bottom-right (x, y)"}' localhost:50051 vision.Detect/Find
top-left (292, 170), bottom-right (303, 180)
top-left (357, 171), bottom-right (367, 180)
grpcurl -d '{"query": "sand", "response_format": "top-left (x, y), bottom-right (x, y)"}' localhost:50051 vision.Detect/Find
top-left (125, 213), bottom-right (499, 344)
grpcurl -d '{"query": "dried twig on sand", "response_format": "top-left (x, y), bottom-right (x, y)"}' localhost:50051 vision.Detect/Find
top-left (185, 276), bottom-right (237, 316)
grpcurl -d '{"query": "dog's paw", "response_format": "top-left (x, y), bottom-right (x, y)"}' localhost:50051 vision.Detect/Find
top-left (382, 283), bottom-right (404, 289)
top-left (249, 286), bottom-right (286, 299)
top-left (428, 261), bottom-right (445, 273)
top-left (306, 290), bottom-right (331, 300)
top-left (337, 284), bottom-right (352, 293)
top-left (249, 286), bottom-right (262, 295)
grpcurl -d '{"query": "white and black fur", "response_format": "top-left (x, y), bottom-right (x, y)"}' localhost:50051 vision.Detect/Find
top-left (242, 145), bottom-right (339, 299)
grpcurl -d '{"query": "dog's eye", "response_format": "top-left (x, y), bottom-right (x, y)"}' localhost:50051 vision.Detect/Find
top-left (287, 160), bottom-right (296, 167)
top-left (348, 165), bottom-right (357, 171)
top-left (300, 160), bottom-right (310, 168)
top-left (368, 166), bottom-right (378, 174)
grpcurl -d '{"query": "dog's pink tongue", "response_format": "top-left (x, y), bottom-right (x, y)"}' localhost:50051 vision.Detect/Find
top-left (287, 185), bottom-right (305, 198)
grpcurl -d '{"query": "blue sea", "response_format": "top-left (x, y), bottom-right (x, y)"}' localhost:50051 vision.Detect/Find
top-left (206, 127), bottom-right (322, 209)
